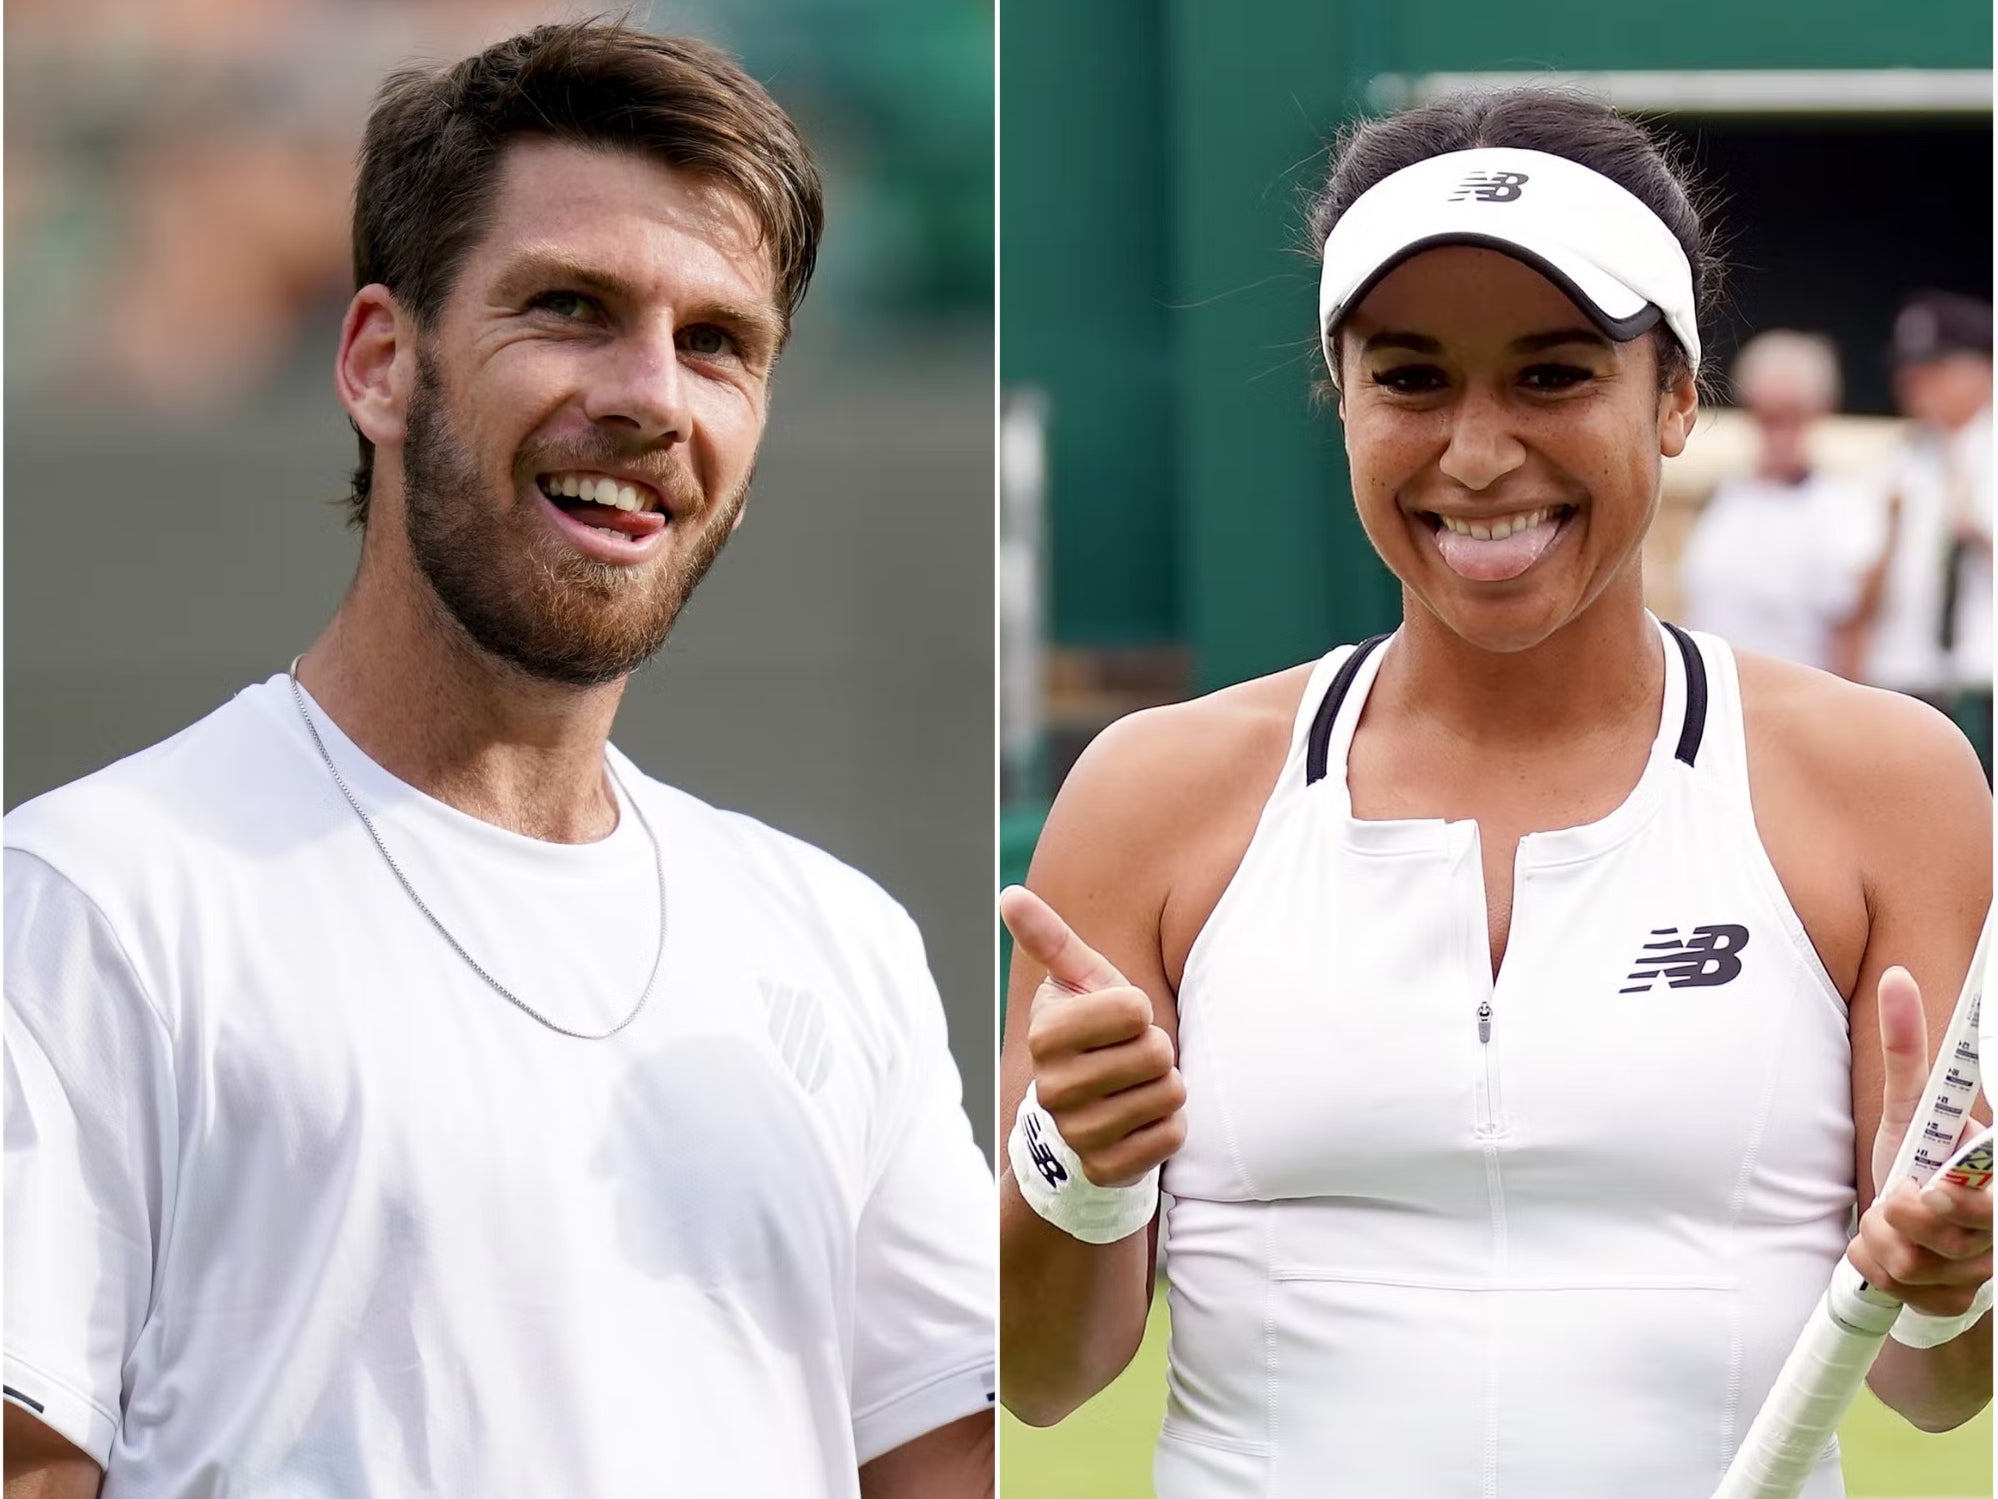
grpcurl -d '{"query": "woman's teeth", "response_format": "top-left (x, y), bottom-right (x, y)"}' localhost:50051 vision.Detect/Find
top-left (1434, 506), bottom-right (1560, 540)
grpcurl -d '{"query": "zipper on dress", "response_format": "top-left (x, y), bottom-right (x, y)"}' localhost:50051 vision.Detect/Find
top-left (1474, 999), bottom-right (1506, 1137)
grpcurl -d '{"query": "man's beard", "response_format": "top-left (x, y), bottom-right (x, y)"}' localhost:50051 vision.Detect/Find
top-left (400, 352), bottom-right (746, 688)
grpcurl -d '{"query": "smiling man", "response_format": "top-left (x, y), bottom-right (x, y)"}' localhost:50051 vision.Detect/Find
top-left (5, 23), bottom-right (993, 1499)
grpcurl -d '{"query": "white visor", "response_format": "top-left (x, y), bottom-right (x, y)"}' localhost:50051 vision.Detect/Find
top-left (1318, 146), bottom-right (1699, 382)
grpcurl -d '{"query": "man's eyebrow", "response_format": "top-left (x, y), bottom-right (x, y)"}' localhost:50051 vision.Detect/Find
top-left (496, 252), bottom-right (637, 302)
top-left (700, 301), bottom-right (786, 352)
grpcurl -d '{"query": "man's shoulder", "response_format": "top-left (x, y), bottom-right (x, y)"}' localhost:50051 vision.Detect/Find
top-left (612, 764), bottom-right (944, 1047)
top-left (7, 680), bottom-right (293, 891)
top-left (613, 758), bottom-right (915, 941)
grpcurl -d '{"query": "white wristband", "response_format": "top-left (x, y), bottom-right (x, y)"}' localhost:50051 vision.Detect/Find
top-left (1891, 1280), bottom-right (1995, 1349)
top-left (1007, 1081), bottom-right (1160, 1245)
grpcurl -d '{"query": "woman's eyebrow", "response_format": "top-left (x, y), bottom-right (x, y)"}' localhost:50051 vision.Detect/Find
top-left (1354, 327), bottom-right (1617, 358)
top-left (1357, 330), bottom-right (1444, 357)
top-left (1510, 328), bottom-right (1615, 354)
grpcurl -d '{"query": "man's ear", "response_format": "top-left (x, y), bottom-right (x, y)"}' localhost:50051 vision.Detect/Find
top-left (337, 284), bottom-right (416, 451)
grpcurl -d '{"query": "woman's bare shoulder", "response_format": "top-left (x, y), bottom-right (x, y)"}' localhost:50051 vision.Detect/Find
top-left (1045, 663), bottom-right (1319, 847)
top-left (1022, 662), bottom-right (1322, 983)
top-left (1736, 651), bottom-right (1989, 913)
top-left (1736, 651), bottom-right (1987, 810)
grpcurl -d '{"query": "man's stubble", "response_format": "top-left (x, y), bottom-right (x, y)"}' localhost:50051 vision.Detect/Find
top-left (399, 349), bottom-right (747, 688)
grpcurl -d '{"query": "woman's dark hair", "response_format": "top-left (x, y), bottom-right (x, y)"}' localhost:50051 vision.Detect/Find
top-left (1306, 87), bottom-right (1722, 393)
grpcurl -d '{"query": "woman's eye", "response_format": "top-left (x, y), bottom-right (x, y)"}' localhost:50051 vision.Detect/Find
top-left (1520, 363), bottom-right (1593, 390)
top-left (1369, 364), bottom-right (1446, 394)
top-left (680, 325), bottom-right (734, 357)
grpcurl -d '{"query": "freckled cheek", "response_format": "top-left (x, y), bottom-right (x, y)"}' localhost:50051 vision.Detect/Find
top-left (1345, 421), bottom-right (1432, 515)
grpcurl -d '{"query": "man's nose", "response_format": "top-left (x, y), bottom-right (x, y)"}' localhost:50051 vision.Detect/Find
top-left (582, 323), bottom-right (692, 445)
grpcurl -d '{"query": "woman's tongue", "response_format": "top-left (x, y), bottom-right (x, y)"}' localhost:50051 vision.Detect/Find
top-left (1433, 511), bottom-right (1562, 582)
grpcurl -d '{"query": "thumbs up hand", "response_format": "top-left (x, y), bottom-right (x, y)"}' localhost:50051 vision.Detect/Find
top-left (1001, 885), bottom-right (1187, 1188)
top-left (1849, 965), bottom-right (1994, 1320)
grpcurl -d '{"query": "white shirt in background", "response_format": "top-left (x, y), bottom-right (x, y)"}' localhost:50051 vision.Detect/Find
top-left (1678, 469), bottom-right (1874, 672)
top-left (6, 676), bottom-right (995, 1499)
top-left (1859, 406), bottom-right (1994, 696)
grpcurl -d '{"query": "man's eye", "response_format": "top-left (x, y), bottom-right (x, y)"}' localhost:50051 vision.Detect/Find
top-left (680, 325), bottom-right (734, 357)
top-left (533, 291), bottom-right (594, 320)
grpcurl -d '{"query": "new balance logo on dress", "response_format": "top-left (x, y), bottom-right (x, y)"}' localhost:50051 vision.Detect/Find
top-left (1620, 924), bottom-right (1750, 993)
top-left (1449, 170), bottom-right (1528, 202)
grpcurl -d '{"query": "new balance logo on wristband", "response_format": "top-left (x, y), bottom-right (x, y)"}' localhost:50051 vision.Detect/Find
top-left (1022, 1112), bottom-right (1068, 1190)
top-left (1449, 170), bottom-right (1528, 203)
top-left (1620, 924), bottom-right (1751, 993)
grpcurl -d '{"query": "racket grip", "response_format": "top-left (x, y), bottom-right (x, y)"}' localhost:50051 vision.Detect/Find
top-left (1710, 1263), bottom-right (1900, 1499)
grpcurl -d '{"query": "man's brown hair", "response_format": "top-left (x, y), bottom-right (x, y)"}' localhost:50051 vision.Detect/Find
top-left (346, 18), bottom-right (824, 525)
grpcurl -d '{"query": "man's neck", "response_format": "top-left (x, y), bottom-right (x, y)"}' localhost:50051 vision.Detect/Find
top-left (297, 552), bottom-right (630, 844)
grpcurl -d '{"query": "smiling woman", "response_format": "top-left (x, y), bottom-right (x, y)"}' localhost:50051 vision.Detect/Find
top-left (998, 87), bottom-right (1992, 1499)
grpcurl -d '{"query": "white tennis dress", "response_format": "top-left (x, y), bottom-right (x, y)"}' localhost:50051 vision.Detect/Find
top-left (1158, 620), bottom-right (1855, 1499)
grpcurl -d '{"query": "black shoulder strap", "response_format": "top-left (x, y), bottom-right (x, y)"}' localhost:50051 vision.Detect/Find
top-left (1661, 621), bottom-right (1708, 768)
top-left (1305, 634), bottom-right (1391, 786)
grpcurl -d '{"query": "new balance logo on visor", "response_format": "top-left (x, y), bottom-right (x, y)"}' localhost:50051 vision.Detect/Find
top-left (1449, 171), bottom-right (1529, 203)
top-left (1022, 1113), bottom-right (1068, 1190)
top-left (1620, 924), bottom-right (1751, 993)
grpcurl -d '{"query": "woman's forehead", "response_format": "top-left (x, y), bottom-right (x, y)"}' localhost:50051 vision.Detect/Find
top-left (1346, 245), bottom-right (1601, 347)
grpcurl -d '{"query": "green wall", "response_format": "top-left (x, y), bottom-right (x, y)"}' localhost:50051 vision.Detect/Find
top-left (1001, 0), bottom-right (1176, 646)
top-left (1003, 0), bottom-right (1992, 691)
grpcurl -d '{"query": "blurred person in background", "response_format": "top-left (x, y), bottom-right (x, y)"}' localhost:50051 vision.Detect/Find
top-left (1849, 291), bottom-right (1993, 777)
top-left (5, 22), bottom-right (993, 1499)
top-left (1678, 331), bottom-right (1874, 675)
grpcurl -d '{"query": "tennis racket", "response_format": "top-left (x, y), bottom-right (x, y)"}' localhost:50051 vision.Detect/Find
top-left (1711, 906), bottom-right (1993, 1499)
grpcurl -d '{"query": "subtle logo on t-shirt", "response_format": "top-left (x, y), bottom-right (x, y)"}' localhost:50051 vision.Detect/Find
top-left (1620, 924), bottom-right (1750, 993)
top-left (757, 978), bottom-right (834, 1092)
top-left (1022, 1112), bottom-right (1069, 1190)
top-left (1449, 171), bottom-right (1529, 203)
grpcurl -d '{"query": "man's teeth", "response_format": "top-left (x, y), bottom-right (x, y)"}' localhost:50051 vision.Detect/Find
top-left (542, 473), bottom-right (651, 512)
top-left (1435, 506), bottom-right (1559, 541)
top-left (588, 525), bottom-right (624, 540)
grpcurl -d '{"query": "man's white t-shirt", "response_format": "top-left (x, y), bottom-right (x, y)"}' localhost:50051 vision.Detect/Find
top-left (5, 677), bottom-right (995, 1498)
top-left (1677, 469), bottom-right (1873, 672)
top-left (1859, 407), bottom-right (1994, 696)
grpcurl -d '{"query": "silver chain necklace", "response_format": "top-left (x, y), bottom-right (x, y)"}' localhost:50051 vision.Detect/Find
top-left (286, 658), bottom-right (666, 1040)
